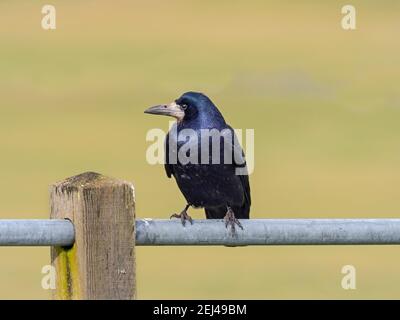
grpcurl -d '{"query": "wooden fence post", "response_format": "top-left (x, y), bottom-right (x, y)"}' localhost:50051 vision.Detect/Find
top-left (50, 172), bottom-right (136, 300)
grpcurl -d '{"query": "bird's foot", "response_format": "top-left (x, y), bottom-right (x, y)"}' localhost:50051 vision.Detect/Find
top-left (170, 206), bottom-right (193, 226)
top-left (224, 207), bottom-right (243, 235)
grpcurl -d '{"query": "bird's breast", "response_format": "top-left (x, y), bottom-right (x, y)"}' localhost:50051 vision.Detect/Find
top-left (166, 124), bottom-right (245, 208)
top-left (172, 163), bottom-right (244, 208)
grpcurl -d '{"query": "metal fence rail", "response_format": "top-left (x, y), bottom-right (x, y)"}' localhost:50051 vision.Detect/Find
top-left (1, 218), bottom-right (400, 246)
top-left (136, 218), bottom-right (400, 246)
top-left (0, 219), bottom-right (74, 246)
top-left (1, 172), bottom-right (399, 299)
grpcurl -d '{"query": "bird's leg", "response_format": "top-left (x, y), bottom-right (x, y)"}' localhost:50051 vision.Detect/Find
top-left (224, 206), bottom-right (243, 234)
top-left (170, 204), bottom-right (193, 226)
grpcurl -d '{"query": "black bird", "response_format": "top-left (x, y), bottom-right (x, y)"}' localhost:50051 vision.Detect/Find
top-left (144, 92), bottom-right (251, 232)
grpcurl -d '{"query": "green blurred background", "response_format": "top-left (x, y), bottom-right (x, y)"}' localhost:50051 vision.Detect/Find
top-left (1, 0), bottom-right (400, 299)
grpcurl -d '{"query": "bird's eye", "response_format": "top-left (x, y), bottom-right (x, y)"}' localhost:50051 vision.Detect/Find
top-left (181, 104), bottom-right (188, 110)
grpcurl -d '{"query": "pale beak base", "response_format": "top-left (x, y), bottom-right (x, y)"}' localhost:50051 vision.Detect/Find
top-left (144, 102), bottom-right (185, 121)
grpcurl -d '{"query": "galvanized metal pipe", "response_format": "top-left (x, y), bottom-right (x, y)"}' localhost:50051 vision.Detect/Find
top-left (135, 218), bottom-right (400, 246)
top-left (0, 219), bottom-right (74, 246)
top-left (1, 219), bottom-right (400, 246)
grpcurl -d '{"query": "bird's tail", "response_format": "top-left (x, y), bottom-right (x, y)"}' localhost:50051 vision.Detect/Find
top-left (204, 202), bottom-right (250, 219)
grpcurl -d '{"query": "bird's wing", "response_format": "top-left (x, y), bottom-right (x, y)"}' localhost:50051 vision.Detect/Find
top-left (239, 169), bottom-right (251, 207)
top-left (164, 125), bottom-right (251, 206)
top-left (164, 132), bottom-right (173, 178)
top-left (223, 125), bottom-right (252, 206)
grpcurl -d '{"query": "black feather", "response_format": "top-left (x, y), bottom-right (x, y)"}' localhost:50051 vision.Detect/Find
top-left (164, 92), bottom-right (251, 219)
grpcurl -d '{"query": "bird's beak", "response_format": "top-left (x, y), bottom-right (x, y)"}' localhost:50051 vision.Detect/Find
top-left (144, 102), bottom-right (185, 121)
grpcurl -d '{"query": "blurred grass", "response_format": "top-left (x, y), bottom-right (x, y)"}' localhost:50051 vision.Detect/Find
top-left (0, 0), bottom-right (400, 299)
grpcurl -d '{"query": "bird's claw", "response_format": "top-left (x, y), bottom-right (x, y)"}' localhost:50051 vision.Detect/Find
top-left (170, 210), bottom-right (193, 226)
top-left (224, 208), bottom-right (243, 235)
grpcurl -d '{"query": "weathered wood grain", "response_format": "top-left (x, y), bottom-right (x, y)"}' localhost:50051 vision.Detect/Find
top-left (50, 172), bottom-right (136, 300)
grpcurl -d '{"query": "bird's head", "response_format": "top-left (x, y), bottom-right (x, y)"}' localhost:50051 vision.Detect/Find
top-left (144, 92), bottom-right (224, 123)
